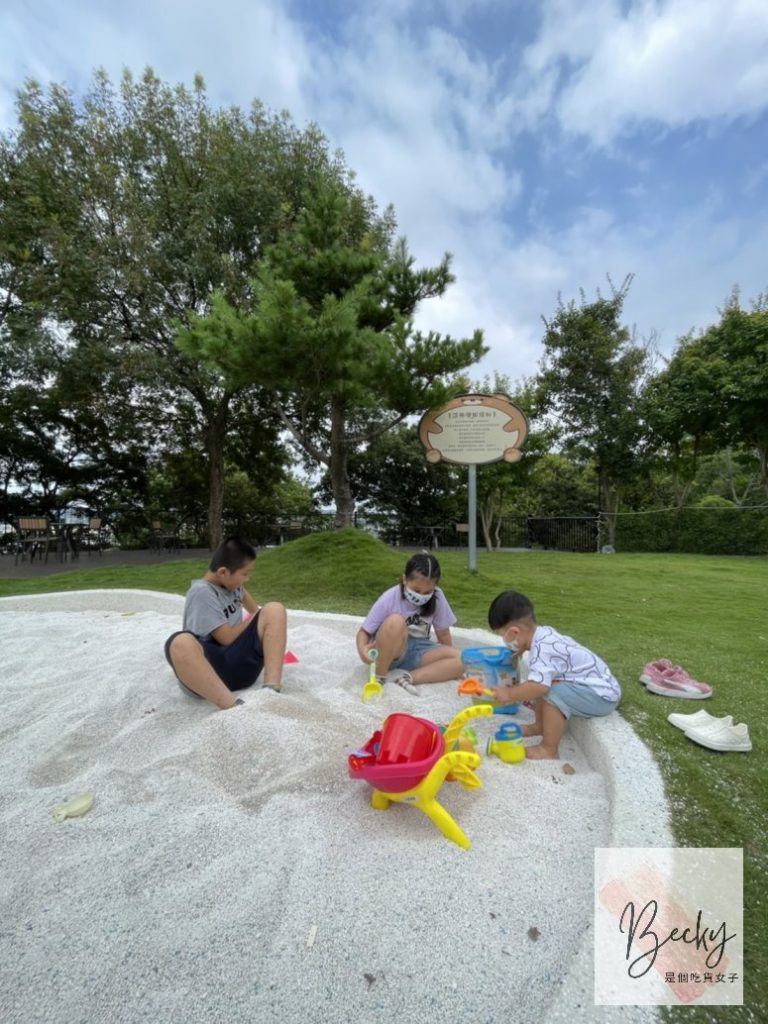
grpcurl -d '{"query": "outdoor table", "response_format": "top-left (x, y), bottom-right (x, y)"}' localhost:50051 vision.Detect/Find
top-left (57, 523), bottom-right (85, 561)
top-left (56, 512), bottom-right (89, 562)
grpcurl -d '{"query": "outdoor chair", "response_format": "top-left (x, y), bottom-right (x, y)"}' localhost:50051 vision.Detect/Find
top-left (14, 517), bottom-right (57, 566)
top-left (455, 523), bottom-right (469, 547)
top-left (149, 520), bottom-right (180, 554)
top-left (419, 525), bottom-right (442, 549)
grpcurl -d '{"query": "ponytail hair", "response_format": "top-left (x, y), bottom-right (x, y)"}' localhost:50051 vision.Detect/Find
top-left (400, 551), bottom-right (441, 615)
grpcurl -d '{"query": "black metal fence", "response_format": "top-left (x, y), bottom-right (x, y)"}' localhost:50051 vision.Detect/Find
top-left (114, 511), bottom-right (602, 553)
top-left (350, 514), bottom-right (599, 553)
top-left (526, 517), bottom-right (599, 552)
top-left (85, 510), bottom-right (600, 553)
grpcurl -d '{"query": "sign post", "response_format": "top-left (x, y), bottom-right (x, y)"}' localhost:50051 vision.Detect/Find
top-left (467, 463), bottom-right (477, 571)
top-left (418, 394), bottom-right (529, 572)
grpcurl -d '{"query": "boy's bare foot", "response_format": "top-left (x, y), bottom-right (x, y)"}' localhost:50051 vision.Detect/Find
top-left (525, 744), bottom-right (560, 760)
top-left (520, 723), bottom-right (542, 737)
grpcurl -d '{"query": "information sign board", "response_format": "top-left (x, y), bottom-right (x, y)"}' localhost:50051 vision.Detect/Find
top-left (418, 394), bottom-right (528, 465)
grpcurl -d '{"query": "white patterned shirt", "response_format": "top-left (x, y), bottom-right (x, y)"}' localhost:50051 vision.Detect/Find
top-left (526, 625), bottom-right (620, 701)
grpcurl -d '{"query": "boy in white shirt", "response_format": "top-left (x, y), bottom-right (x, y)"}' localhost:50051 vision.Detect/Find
top-left (488, 590), bottom-right (621, 760)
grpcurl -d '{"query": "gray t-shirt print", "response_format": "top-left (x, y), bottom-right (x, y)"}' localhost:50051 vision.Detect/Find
top-left (183, 580), bottom-right (244, 642)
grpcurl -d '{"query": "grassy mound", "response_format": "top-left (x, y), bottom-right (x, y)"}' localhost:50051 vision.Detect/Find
top-left (252, 528), bottom-right (402, 614)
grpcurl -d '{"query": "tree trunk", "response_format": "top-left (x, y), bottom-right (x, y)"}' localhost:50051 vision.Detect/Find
top-left (493, 514), bottom-right (503, 552)
top-left (207, 443), bottom-right (224, 550)
top-left (601, 481), bottom-right (620, 547)
top-left (480, 499), bottom-right (494, 552)
top-left (205, 401), bottom-right (229, 550)
top-left (758, 441), bottom-right (768, 499)
top-left (329, 400), bottom-right (355, 529)
top-left (672, 436), bottom-right (699, 508)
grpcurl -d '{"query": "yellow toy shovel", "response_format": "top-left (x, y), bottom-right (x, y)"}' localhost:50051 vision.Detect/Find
top-left (362, 648), bottom-right (383, 702)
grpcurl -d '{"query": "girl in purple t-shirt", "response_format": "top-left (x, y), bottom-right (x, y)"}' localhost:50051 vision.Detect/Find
top-left (355, 553), bottom-right (463, 693)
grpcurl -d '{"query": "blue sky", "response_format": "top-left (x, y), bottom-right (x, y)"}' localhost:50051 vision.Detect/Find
top-left (1, 0), bottom-right (767, 384)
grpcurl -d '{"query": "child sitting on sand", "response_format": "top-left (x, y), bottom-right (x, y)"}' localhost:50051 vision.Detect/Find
top-left (488, 590), bottom-right (620, 759)
top-left (164, 537), bottom-right (287, 709)
top-left (355, 552), bottom-right (463, 692)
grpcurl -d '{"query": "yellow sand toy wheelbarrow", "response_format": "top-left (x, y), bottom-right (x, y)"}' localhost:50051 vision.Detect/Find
top-left (347, 704), bottom-right (493, 849)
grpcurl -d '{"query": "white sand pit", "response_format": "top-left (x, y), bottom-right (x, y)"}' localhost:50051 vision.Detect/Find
top-left (0, 590), bottom-right (668, 1024)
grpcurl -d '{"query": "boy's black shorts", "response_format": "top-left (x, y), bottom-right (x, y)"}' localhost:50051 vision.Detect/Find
top-left (164, 612), bottom-right (264, 696)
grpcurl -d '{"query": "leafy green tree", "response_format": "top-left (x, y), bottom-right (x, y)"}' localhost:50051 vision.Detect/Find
top-left (0, 331), bottom-right (51, 519)
top-left (178, 176), bottom-right (487, 527)
top-left (709, 293), bottom-right (768, 496)
top-left (0, 68), bottom-right (338, 544)
top-left (525, 455), bottom-right (598, 516)
top-left (688, 449), bottom-right (762, 506)
top-left (644, 290), bottom-right (768, 502)
top-left (0, 220), bottom-right (59, 518)
top-left (535, 276), bottom-right (648, 545)
top-left (0, 302), bottom-right (161, 522)
top-left (642, 333), bottom-right (724, 507)
top-left (317, 423), bottom-right (465, 538)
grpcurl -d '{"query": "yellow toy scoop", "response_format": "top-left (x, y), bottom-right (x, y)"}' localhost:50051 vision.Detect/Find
top-left (362, 648), bottom-right (383, 702)
top-left (52, 792), bottom-right (95, 822)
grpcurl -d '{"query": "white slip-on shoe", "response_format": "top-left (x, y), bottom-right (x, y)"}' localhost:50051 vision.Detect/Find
top-left (683, 715), bottom-right (734, 734)
top-left (668, 711), bottom-right (732, 732)
top-left (684, 721), bottom-right (752, 752)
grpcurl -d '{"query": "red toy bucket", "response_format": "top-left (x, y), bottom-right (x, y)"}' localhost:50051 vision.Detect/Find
top-left (377, 714), bottom-right (439, 765)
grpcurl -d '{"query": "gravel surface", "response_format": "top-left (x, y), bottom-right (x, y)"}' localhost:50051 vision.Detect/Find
top-left (0, 591), bottom-right (668, 1024)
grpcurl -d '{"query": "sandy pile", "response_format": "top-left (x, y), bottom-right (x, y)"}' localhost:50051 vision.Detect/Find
top-left (0, 593), bottom-right (650, 1024)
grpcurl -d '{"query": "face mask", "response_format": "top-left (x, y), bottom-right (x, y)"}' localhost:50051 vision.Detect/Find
top-left (503, 633), bottom-right (520, 654)
top-left (404, 586), bottom-right (434, 607)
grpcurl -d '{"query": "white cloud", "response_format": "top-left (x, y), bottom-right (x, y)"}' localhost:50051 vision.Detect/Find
top-left (0, 0), bottom-right (314, 130)
top-left (523, 0), bottom-right (768, 144)
top-left (1, 0), bottom-right (766, 391)
top-left (415, 192), bottom-right (768, 390)
top-left (305, 11), bottom-right (519, 232)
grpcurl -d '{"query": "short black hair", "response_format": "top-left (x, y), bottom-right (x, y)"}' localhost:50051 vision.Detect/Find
top-left (488, 590), bottom-right (536, 630)
top-left (209, 537), bottom-right (256, 573)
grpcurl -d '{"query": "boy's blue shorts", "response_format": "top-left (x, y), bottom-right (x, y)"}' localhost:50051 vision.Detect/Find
top-left (164, 612), bottom-right (264, 697)
top-left (544, 680), bottom-right (618, 720)
top-left (390, 636), bottom-right (440, 672)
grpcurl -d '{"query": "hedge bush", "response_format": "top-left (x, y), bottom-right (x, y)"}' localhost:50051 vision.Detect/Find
top-left (614, 499), bottom-right (768, 555)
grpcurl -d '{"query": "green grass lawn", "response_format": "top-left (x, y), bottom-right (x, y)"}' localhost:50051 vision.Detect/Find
top-left (2, 530), bottom-right (765, 1019)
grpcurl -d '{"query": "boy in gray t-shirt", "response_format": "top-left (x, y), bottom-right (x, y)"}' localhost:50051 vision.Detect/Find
top-left (164, 537), bottom-right (287, 709)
